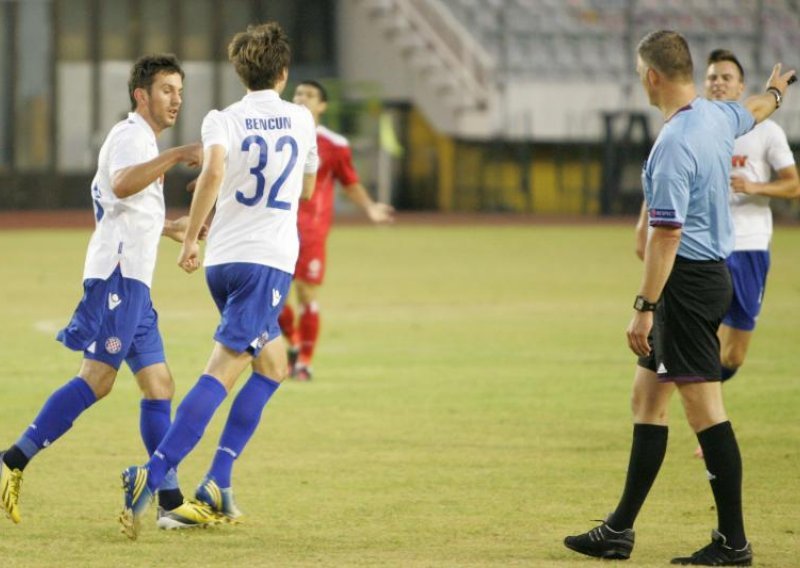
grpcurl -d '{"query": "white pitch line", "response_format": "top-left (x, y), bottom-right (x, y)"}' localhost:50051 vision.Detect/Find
top-left (34, 320), bottom-right (62, 334)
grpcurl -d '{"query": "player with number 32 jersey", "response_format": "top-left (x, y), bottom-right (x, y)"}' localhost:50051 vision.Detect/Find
top-left (202, 91), bottom-right (318, 272)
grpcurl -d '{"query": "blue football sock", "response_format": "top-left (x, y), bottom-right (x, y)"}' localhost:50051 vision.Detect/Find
top-left (208, 373), bottom-right (280, 488)
top-left (721, 366), bottom-right (738, 382)
top-left (15, 377), bottom-right (97, 461)
top-left (140, 399), bottom-right (178, 491)
top-left (145, 375), bottom-right (227, 493)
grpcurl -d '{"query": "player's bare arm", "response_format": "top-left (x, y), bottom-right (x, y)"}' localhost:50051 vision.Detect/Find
top-left (301, 173), bottom-right (317, 200)
top-left (627, 225), bottom-right (681, 357)
top-left (178, 145), bottom-right (225, 273)
top-left (343, 182), bottom-right (395, 223)
top-left (743, 63), bottom-right (796, 124)
top-left (730, 164), bottom-right (800, 198)
top-left (112, 143), bottom-right (203, 198)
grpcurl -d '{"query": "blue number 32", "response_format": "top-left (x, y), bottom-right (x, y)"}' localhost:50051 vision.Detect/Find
top-left (235, 134), bottom-right (298, 210)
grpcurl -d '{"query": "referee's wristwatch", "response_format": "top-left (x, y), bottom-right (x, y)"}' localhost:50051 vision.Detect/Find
top-left (633, 295), bottom-right (658, 312)
top-left (766, 86), bottom-right (783, 108)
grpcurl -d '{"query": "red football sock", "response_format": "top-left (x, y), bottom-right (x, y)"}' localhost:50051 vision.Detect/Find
top-left (298, 302), bottom-right (320, 365)
top-left (278, 304), bottom-right (296, 344)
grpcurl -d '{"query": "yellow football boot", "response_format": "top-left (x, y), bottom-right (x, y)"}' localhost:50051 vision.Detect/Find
top-left (0, 456), bottom-right (23, 524)
top-left (156, 499), bottom-right (222, 530)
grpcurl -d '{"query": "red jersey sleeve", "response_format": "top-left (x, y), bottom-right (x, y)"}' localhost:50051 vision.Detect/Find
top-left (333, 145), bottom-right (360, 187)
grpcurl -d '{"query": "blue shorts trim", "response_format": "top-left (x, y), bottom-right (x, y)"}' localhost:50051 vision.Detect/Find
top-left (56, 266), bottom-right (165, 371)
top-left (205, 263), bottom-right (292, 356)
top-left (722, 250), bottom-right (770, 332)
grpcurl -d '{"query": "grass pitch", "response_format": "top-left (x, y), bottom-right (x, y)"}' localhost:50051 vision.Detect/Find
top-left (0, 221), bottom-right (798, 567)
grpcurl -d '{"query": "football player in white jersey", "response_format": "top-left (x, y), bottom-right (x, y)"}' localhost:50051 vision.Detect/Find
top-left (687, 49), bottom-right (800, 461)
top-left (119, 22), bottom-right (318, 538)
top-left (0, 55), bottom-right (217, 529)
top-left (704, 48), bottom-right (799, 382)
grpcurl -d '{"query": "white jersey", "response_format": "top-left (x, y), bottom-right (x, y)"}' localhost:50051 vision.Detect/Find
top-left (730, 119), bottom-right (795, 251)
top-left (202, 90), bottom-right (318, 272)
top-left (84, 112), bottom-right (165, 287)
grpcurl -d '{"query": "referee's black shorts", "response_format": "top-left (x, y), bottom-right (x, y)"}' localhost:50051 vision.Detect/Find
top-left (638, 256), bottom-right (733, 383)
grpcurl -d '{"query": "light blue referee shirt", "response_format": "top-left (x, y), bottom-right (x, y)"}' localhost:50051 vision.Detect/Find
top-left (642, 97), bottom-right (755, 260)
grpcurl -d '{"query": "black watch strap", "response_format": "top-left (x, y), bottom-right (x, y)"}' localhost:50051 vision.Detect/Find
top-left (633, 295), bottom-right (657, 312)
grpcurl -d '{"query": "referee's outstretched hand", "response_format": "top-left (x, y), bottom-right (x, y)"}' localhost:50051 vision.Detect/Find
top-left (766, 63), bottom-right (796, 95)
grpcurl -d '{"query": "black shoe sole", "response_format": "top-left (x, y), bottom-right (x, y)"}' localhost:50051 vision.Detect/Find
top-left (671, 559), bottom-right (751, 567)
top-left (564, 539), bottom-right (631, 560)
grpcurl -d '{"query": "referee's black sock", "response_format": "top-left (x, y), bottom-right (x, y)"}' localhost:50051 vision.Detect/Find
top-left (606, 423), bottom-right (668, 531)
top-left (697, 421), bottom-right (747, 550)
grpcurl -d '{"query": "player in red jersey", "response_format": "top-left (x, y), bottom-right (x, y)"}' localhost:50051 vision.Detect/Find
top-left (279, 80), bottom-right (394, 380)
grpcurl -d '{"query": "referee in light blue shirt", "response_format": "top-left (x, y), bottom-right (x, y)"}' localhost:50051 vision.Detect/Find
top-left (643, 97), bottom-right (753, 262)
top-left (565, 30), bottom-right (795, 566)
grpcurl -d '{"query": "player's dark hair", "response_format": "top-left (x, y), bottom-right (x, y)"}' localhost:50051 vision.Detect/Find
top-left (228, 21), bottom-right (291, 91)
top-left (707, 48), bottom-right (745, 81)
top-left (637, 30), bottom-right (693, 82)
top-left (128, 54), bottom-right (184, 111)
top-left (298, 80), bottom-right (328, 102)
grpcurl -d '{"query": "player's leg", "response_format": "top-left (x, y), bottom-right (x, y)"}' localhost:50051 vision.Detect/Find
top-left (197, 265), bottom-right (293, 517)
top-left (278, 303), bottom-right (299, 369)
top-left (5, 270), bottom-right (139, 473)
top-left (120, 343), bottom-right (250, 538)
top-left (1, 269), bottom-right (143, 523)
top-left (278, 282), bottom-right (300, 365)
top-left (294, 279), bottom-right (320, 380)
top-left (134, 362), bottom-right (228, 530)
top-left (126, 304), bottom-right (185, 510)
top-left (278, 301), bottom-right (296, 340)
top-left (719, 325), bottom-right (753, 376)
top-left (292, 237), bottom-right (325, 380)
top-left (149, 262), bottom-right (284, 489)
top-left (1, 358), bottom-right (112, 524)
top-left (129, 304), bottom-right (215, 525)
top-left (718, 250), bottom-right (769, 382)
top-left (672, 382), bottom-right (752, 564)
top-left (5, 358), bottom-right (115, 471)
top-left (135, 363), bottom-right (180, 503)
top-left (197, 338), bottom-right (289, 519)
top-left (142, 344), bottom-right (251, 493)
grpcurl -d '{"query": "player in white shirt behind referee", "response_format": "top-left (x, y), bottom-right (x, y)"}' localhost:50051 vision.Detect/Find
top-left (704, 48), bottom-right (800, 383)
top-left (684, 49), bottom-right (800, 461)
top-left (119, 22), bottom-right (318, 539)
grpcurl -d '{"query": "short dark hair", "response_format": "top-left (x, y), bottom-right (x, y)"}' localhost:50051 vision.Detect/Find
top-left (128, 54), bottom-right (184, 111)
top-left (637, 30), bottom-right (693, 82)
top-left (707, 48), bottom-right (745, 81)
top-left (298, 80), bottom-right (328, 102)
top-left (228, 22), bottom-right (291, 91)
